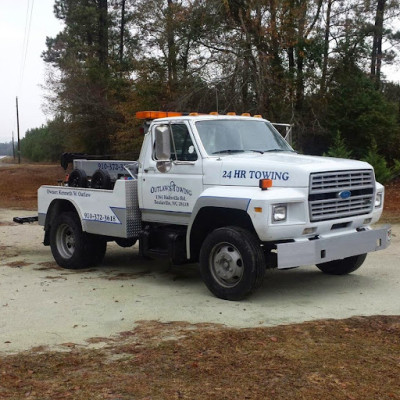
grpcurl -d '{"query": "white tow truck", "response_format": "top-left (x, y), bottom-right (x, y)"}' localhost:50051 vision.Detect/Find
top-left (35, 111), bottom-right (391, 300)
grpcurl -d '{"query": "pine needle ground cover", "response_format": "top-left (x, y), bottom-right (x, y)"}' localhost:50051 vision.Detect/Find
top-left (1, 317), bottom-right (399, 399)
top-left (0, 161), bottom-right (63, 210)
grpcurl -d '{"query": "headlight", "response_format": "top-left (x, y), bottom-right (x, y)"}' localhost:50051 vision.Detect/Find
top-left (273, 204), bottom-right (287, 222)
top-left (375, 192), bottom-right (383, 208)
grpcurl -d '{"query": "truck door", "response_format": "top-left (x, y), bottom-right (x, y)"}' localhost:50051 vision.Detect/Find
top-left (140, 122), bottom-right (203, 224)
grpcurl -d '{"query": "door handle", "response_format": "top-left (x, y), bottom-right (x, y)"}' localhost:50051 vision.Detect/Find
top-left (144, 167), bottom-right (156, 173)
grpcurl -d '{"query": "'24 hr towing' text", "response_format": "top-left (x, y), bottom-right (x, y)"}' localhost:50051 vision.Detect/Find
top-left (222, 170), bottom-right (290, 180)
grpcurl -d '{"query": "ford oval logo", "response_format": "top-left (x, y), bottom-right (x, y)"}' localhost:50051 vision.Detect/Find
top-left (338, 190), bottom-right (351, 199)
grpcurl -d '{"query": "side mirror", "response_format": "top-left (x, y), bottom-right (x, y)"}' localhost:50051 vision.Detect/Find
top-left (155, 125), bottom-right (171, 161)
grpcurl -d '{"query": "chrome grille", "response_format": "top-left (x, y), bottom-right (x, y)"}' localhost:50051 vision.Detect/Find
top-left (309, 170), bottom-right (375, 222)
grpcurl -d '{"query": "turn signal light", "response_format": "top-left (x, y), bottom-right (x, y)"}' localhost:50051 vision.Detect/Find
top-left (259, 179), bottom-right (273, 190)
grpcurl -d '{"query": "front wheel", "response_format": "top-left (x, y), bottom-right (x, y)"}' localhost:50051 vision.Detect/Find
top-left (50, 212), bottom-right (106, 269)
top-left (316, 253), bottom-right (367, 275)
top-left (199, 226), bottom-right (265, 300)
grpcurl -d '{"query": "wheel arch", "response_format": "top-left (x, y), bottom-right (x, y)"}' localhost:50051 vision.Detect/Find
top-left (43, 199), bottom-right (83, 245)
top-left (187, 200), bottom-right (257, 262)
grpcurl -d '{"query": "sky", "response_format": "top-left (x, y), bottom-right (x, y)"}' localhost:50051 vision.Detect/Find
top-left (0, 0), bottom-right (63, 144)
top-left (0, 1), bottom-right (398, 145)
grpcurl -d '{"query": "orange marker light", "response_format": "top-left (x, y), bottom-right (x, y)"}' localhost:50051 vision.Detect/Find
top-left (136, 111), bottom-right (182, 119)
top-left (209, 112), bottom-right (219, 115)
top-left (254, 115), bottom-right (262, 118)
top-left (227, 112), bottom-right (236, 115)
top-left (259, 179), bottom-right (273, 190)
top-left (241, 113), bottom-right (251, 116)
top-left (254, 207), bottom-right (263, 213)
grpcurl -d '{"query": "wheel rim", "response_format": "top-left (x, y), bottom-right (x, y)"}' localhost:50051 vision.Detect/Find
top-left (209, 242), bottom-right (244, 288)
top-left (56, 223), bottom-right (75, 259)
top-left (70, 177), bottom-right (79, 187)
top-left (92, 176), bottom-right (102, 189)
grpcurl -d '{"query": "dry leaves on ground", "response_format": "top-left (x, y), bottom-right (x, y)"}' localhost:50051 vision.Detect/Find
top-left (1, 316), bottom-right (400, 400)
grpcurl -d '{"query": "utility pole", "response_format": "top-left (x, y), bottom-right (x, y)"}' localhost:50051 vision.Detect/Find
top-left (16, 97), bottom-right (21, 164)
top-left (12, 131), bottom-right (16, 160)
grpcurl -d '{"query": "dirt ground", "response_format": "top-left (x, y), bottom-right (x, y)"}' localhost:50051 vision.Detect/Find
top-left (0, 159), bottom-right (399, 399)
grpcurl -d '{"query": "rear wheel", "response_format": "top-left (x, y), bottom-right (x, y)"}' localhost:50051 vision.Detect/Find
top-left (50, 212), bottom-right (106, 269)
top-left (316, 254), bottom-right (367, 275)
top-left (199, 226), bottom-right (265, 300)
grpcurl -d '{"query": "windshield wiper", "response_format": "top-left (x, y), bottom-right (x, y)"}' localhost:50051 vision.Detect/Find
top-left (212, 149), bottom-right (245, 155)
top-left (264, 149), bottom-right (293, 153)
top-left (248, 149), bottom-right (264, 154)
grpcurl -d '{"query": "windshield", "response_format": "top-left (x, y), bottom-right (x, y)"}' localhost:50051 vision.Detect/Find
top-left (195, 120), bottom-right (294, 155)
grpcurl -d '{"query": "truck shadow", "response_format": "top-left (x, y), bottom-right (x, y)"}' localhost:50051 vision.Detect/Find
top-left (253, 266), bottom-right (374, 303)
top-left (100, 244), bottom-right (202, 283)
top-left (99, 244), bottom-right (374, 302)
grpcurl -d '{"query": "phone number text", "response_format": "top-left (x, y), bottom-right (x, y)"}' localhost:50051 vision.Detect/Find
top-left (83, 212), bottom-right (118, 223)
top-left (98, 162), bottom-right (126, 172)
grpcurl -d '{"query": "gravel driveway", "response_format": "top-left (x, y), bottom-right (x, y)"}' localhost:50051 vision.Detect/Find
top-left (1, 208), bottom-right (398, 354)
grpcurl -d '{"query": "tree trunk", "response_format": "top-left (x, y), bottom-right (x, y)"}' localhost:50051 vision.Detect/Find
top-left (98, 0), bottom-right (108, 70)
top-left (320, 0), bottom-right (333, 95)
top-left (371, 0), bottom-right (386, 89)
top-left (119, 0), bottom-right (126, 67)
top-left (295, 10), bottom-right (306, 113)
top-left (166, 0), bottom-right (177, 97)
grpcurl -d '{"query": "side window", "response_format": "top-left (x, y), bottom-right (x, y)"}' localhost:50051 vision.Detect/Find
top-left (170, 124), bottom-right (198, 161)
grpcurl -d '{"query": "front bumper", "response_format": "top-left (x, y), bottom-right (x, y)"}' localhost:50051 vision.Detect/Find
top-left (276, 225), bottom-right (391, 269)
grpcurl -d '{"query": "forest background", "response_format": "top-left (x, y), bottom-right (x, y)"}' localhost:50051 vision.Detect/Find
top-left (4, 0), bottom-right (400, 182)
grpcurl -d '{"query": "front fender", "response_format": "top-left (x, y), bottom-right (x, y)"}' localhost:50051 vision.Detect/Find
top-left (186, 187), bottom-right (257, 259)
top-left (186, 186), bottom-right (309, 258)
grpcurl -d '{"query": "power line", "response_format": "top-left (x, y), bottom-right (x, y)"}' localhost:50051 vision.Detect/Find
top-left (19, 0), bottom-right (35, 94)
top-left (19, 0), bottom-right (31, 91)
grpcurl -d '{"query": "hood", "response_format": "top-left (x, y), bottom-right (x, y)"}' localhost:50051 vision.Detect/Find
top-left (203, 152), bottom-right (373, 187)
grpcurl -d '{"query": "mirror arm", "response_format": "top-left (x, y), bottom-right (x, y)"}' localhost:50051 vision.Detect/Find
top-left (169, 123), bottom-right (178, 159)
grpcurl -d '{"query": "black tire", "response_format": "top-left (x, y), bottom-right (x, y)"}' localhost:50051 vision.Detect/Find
top-left (199, 226), bottom-right (265, 300)
top-left (68, 169), bottom-right (88, 188)
top-left (50, 212), bottom-right (106, 269)
top-left (316, 253), bottom-right (367, 275)
top-left (87, 234), bottom-right (107, 266)
top-left (115, 238), bottom-right (137, 248)
top-left (91, 169), bottom-right (112, 190)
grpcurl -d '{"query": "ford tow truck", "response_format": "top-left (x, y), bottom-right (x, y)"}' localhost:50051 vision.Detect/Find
top-left (33, 111), bottom-right (391, 300)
